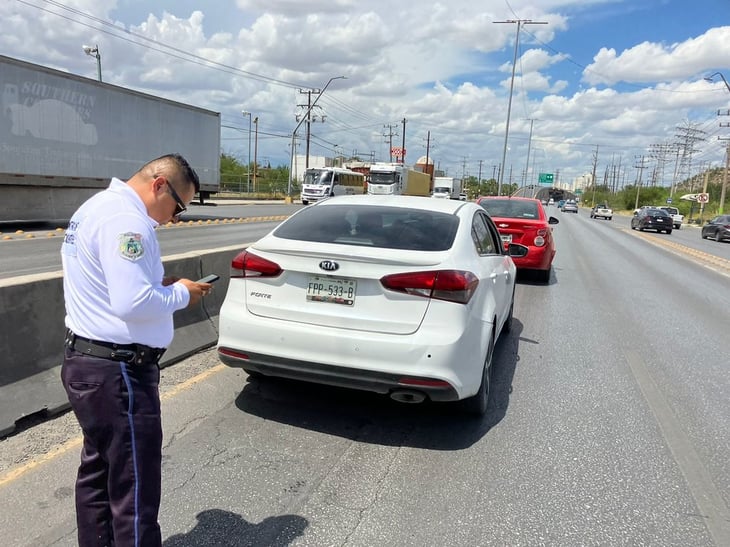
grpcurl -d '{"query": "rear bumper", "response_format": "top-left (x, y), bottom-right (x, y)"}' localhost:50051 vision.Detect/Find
top-left (218, 347), bottom-right (460, 401)
top-left (217, 297), bottom-right (492, 401)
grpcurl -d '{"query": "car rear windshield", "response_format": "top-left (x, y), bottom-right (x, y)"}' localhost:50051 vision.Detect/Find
top-left (480, 199), bottom-right (539, 219)
top-left (273, 204), bottom-right (459, 251)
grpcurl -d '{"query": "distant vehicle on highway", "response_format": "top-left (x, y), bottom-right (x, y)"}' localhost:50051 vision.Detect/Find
top-left (217, 194), bottom-right (529, 415)
top-left (701, 215), bottom-right (730, 242)
top-left (561, 200), bottom-right (579, 213)
top-left (476, 196), bottom-right (558, 282)
top-left (631, 207), bottom-right (673, 234)
top-left (658, 206), bottom-right (684, 230)
top-left (590, 204), bottom-right (613, 220)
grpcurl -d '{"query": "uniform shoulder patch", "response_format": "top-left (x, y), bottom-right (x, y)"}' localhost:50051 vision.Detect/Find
top-left (118, 232), bottom-right (145, 261)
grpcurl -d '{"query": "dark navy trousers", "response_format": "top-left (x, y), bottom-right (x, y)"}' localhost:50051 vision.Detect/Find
top-left (62, 348), bottom-right (163, 547)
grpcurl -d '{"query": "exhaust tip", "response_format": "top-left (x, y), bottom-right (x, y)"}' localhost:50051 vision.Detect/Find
top-left (389, 389), bottom-right (427, 404)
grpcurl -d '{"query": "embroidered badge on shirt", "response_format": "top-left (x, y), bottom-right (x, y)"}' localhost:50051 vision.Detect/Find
top-left (118, 232), bottom-right (145, 261)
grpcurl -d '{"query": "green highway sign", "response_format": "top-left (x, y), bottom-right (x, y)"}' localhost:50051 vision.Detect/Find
top-left (538, 173), bottom-right (554, 185)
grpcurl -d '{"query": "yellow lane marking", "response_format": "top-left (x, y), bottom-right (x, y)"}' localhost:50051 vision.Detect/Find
top-left (623, 227), bottom-right (730, 276)
top-left (0, 363), bottom-right (227, 487)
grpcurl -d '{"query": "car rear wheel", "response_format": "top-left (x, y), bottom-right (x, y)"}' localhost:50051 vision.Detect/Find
top-left (502, 291), bottom-right (515, 334)
top-left (461, 330), bottom-right (494, 417)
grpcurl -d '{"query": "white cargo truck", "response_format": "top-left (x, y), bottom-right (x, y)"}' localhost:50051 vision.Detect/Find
top-left (366, 163), bottom-right (431, 196)
top-left (0, 54), bottom-right (221, 223)
top-left (432, 176), bottom-right (463, 199)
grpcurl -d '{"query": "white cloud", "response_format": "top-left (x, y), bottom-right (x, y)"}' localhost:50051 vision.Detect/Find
top-left (583, 26), bottom-right (730, 85)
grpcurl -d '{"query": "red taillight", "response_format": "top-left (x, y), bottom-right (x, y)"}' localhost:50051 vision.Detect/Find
top-left (536, 228), bottom-right (548, 237)
top-left (230, 250), bottom-right (282, 278)
top-left (380, 270), bottom-right (479, 304)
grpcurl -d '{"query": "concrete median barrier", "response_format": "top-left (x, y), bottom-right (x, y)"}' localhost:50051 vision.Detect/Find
top-left (0, 245), bottom-right (245, 437)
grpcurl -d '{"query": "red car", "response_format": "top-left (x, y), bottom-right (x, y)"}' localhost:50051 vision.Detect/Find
top-left (476, 196), bottom-right (559, 282)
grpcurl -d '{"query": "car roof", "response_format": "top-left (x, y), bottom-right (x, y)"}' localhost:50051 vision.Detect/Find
top-left (479, 196), bottom-right (541, 202)
top-left (313, 194), bottom-right (471, 214)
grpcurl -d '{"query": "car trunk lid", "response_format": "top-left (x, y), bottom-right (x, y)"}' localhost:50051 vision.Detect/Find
top-left (237, 241), bottom-right (448, 335)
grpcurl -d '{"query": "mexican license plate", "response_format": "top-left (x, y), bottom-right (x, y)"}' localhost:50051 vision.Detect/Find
top-left (306, 276), bottom-right (356, 306)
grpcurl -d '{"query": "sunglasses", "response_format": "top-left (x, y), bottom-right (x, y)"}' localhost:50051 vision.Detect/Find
top-left (165, 180), bottom-right (187, 217)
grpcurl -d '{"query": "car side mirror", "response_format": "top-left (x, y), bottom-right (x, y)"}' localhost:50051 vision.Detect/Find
top-left (507, 243), bottom-right (529, 258)
top-left (548, 216), bottom-right (559, 224)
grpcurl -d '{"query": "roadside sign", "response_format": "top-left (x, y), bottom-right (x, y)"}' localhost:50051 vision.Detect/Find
top-left (391, 147), bottom-right (405, 159)
top-left (538, 173), bottom-right (554, 185)
top-left (697, 193), bottom-right (710, 204)
top-left (666, 198), bottom-right (673, 204)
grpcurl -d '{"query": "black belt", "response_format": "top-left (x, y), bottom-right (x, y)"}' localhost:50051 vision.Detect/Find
top-left (65, 329), bottom-right (166, 366)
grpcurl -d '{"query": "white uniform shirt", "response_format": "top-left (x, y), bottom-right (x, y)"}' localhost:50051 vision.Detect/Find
top-left (61, 178), bottom-right (190, 348)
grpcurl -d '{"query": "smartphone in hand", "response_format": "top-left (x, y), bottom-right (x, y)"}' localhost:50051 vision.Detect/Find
top-left (197, 274), bottom-right (220, 283)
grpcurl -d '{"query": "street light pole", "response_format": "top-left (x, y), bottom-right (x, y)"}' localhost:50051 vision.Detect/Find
top-left (253, 116), bottom-right (259, 193)
top-left (82, 44), bottom-right (102, 82)
top-left (241, 111), bottom-right (252, 193)
top-left (287, 76), bottom-right (346, 199)
top-left (705, 72), bottom-right (730, 214)
top-left (494, 19), bottom-right (547, 196)
top-left (523, 118), bottom-right (536, 190)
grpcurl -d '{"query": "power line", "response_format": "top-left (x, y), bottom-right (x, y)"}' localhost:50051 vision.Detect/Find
top-left (17, 0), bottom-right (305, 89)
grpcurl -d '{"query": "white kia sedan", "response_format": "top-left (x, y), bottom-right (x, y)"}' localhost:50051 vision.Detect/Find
top-left (217, 195), bottom-right (527, 415)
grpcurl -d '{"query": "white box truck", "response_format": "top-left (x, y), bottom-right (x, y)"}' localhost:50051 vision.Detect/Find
top-left (367, 163), bottom-right (431, 196)
top-left (432, 176), bottom-right (463, 199)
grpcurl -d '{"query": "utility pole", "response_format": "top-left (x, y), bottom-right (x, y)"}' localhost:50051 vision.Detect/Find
top-left (523, 118), bottom-right (536, 190)
top-left (717, 110), bottom-right (730, 215)
top-left (633, 154), bottom-right (649, 210)
top-left (288, 76), bottom-right (346, 197)
top-left (721, 142), bottom-right (730, 215)
top-left (493, 18), bottom-right (548, 196)
top-left (401, 118), bottom-right (407, 164)
top-left (425, 131), bottom-right (431, 184)
top-left (590, 145), bottom-right (599, 206)
top-left (298, 88), bottom-right (323, 169)
top-left (383, 124), bottom-right (398, 162)
top-left (253, 116), bottom-right (259, 192)
top-left (477, 160), bottom-right (483, 196)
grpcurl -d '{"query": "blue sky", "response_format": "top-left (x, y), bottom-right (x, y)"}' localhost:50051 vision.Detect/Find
top-left (2, 0), bottom-right (729, 187)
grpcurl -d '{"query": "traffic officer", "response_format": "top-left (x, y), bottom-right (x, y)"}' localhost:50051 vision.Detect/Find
top-left (60, 153), bottom-right (213, 547)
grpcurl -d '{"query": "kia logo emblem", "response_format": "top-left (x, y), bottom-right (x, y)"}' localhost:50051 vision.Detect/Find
top-left (319, 260), bottom-right (339, 272)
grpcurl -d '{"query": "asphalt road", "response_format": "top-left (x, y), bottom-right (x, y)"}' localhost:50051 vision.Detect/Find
top-left (0, 205), bottom-right (729, 546)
